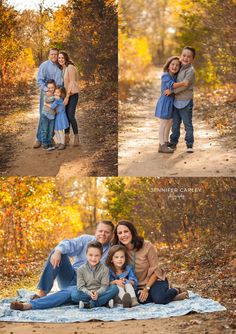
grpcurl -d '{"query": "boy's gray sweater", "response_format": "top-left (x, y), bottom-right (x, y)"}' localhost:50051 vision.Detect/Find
top-left (174, 64), bottom-right (195, 100)
top-left (77, 262), bottom-right (109, 296)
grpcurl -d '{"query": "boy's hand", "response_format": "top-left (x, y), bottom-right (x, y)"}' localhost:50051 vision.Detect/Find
top-left (90, 291), bottom-right (98, 300)
top-left (183, 81), bottom-right (189, 87)
top-left (164, 89), bottom-right (172, 96)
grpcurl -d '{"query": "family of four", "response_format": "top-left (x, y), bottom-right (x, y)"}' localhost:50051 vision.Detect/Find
top-left (33, 48), bottom-right (80, 151)
top-left (10, 220), bottom-right (188, 311)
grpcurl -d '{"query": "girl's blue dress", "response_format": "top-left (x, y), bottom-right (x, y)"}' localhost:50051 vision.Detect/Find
top-left (109, 265), bottom-right (138, 289)
top-left (51, 98), bottom-right (69, 131)
top-left (155, 72), bottom-right (176, 119)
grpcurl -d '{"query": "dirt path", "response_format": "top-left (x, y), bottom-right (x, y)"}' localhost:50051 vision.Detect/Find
top-left (119, 68), bottom-right (236, 177)
top-left (0, 84), bottom-right (117, 177)
top-left (0, 312), bottom-right (232, 334)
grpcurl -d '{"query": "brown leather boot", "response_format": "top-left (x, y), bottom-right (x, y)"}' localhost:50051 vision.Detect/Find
top-left (73, 134), bottom-right (79, 146)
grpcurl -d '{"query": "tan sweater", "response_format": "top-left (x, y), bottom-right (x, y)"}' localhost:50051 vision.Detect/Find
top-left (63, 64), bottom-right (79, 96)
top-left (126, 240), bottom-right (165, 288)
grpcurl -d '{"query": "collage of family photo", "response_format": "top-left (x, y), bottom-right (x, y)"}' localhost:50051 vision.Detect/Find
top-left (0, 0), bottom-right (235, 334)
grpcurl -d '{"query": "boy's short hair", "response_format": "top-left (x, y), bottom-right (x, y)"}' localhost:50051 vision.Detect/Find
top-left (183, 46), bottom-right (196, 59)
top-left (47, 79), bottom-right (56, 87)
top-left (86, 241), bottom-right (103, 255)
top-left (96, 220), bottom-right (115, 232)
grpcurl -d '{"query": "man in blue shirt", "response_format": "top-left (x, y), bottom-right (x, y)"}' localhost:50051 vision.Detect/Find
top-left (33, 48), bottom-right (63, 148)
top-left (33, 220), bottom-right (114, 299)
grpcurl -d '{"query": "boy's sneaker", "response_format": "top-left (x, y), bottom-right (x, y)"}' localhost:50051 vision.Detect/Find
top-left (108, 299), bottom-right (114, 308)
top-left (42, 144), bottom-right (49, 150)
top-left (167, 142), bottom-right (177, 150)
top-left (186, 145), bottom-right (194, 153)
top-left (47, 146), bottom-right (55, 151)
top-left (79, 301), bottom-right (84, 309)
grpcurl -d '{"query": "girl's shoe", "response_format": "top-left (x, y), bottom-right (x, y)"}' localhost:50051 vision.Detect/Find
top-left (65, 133), bottom-right (70, 146)
top-left (131, 297), bottom-right (139, 307)
top-left (73, 134), bottom-right (79, 146)
top-left (122, 293), bottom-right (132, 308)
top-left (58, 144), bottom-right (65, 150)
top-left (158, 143), bottom-right (174, 153)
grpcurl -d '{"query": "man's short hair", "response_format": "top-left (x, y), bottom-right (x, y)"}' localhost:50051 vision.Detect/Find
top-left (86, 241), bottom-right (103, 255)
top-left (96, 220), bottom-right (114, 232)
top-left (49, 48), bottom-right (59, 54)
top-left (183, 46), bottom-right (196, 59)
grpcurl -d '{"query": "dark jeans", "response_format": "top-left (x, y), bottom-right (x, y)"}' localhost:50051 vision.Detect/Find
top-left (41, 114), bottom-right (55, 146)
top-left (37, 250), bottom-right (77, 294)
top-left (170, 100), bottom-right (194, 146)
top-left (137, 279), bottom-right (177, 305)
top-left (65, 93), bottom-right (79, 134)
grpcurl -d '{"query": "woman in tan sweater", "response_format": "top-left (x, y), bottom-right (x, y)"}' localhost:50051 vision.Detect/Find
top-left (58, 51), bottom-right (79, 146)
top-left (112, 220), bottom-right (188, 304)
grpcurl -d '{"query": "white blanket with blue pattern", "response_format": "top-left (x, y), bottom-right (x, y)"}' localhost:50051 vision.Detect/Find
top-left (0, 290), bottom-right (226, 323)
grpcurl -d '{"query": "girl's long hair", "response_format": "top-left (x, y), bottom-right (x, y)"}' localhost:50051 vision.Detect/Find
top-left (112, 220), bottom-right (144, 251)
top-left (163, 56), bottom-right (180, 72)
top-left (105, 245), bottom-right (128, 273)
top-left (58, 51), bottom-right (75, 67)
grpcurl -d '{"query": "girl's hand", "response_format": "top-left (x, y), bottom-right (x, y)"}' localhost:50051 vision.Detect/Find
top-left (90, 291), bottom-right (98, 300)
top-left (164, 89), bottom-right (171, 96)
top-left (64, 96), bottom-right (69, 106)
top-left (116, 278), bottom-right (126, 287)
top-left (138, 288), bottom-right (149, 303)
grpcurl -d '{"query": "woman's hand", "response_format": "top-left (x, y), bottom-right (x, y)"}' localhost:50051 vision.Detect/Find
top-left (64, 96), bottom-right (69, 106)
top-left (138, 288), bottom-right (149, 303)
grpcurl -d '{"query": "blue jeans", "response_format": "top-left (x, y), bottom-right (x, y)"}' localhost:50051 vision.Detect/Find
top-left (36, 90), bottom-right (45, 142)
top-left (137, 279), bottom-right (177, 305)
top-left (71, 285), bottom-right (119, 307)
top-left (41, 114), bottom-right (55, 146)
top-left (31, 285), bottom-right (77, 310)
top-left (65, 93), bottom-right (79, 134)
top-left (170, 100), bottom-right (194, 146)
top-left (37, 251), bottom-right (77, 294)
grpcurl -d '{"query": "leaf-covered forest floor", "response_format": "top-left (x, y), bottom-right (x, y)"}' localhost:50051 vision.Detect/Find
top-left (0, 236), bottom-right (235, 334)
top-left (119, 67), bottom-right (236, 177)
top-left (0, 79), bottom-right (117, 177)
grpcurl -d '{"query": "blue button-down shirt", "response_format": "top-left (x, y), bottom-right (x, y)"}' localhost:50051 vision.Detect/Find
top-left (36, 60), bottom-right (63, 92)
top-left (55, 234), bottom-right (111, 270)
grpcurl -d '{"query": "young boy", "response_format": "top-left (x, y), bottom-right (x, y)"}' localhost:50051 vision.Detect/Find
top-left (71, 241), bottom-right (118, 308)
top-left (165, 46), bottom-right (196, 153)
top-left (41, 79), bottom-right (56, 150)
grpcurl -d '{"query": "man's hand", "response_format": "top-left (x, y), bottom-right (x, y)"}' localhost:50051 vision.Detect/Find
top-left (138, 288), bottom-right (149, 303)
top-left (164, 89), bottom-right (172, 96)
top-left (50, 250), bottom-right (61, 269)
top-left (90, 291), bottom-right (98, 300)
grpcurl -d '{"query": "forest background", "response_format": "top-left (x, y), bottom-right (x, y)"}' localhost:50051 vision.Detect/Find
top-left (0, 176), bottom-right (235, 323)
top-left (119, 0), bottom-right (236, 137)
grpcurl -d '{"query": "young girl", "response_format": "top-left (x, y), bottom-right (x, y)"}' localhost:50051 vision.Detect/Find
top-left (50, 87), bottom-right (69, 150)
top-left (106, 245), bottom-right (139, 308)
top-left (155, 56), bottom-right (189, 153)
